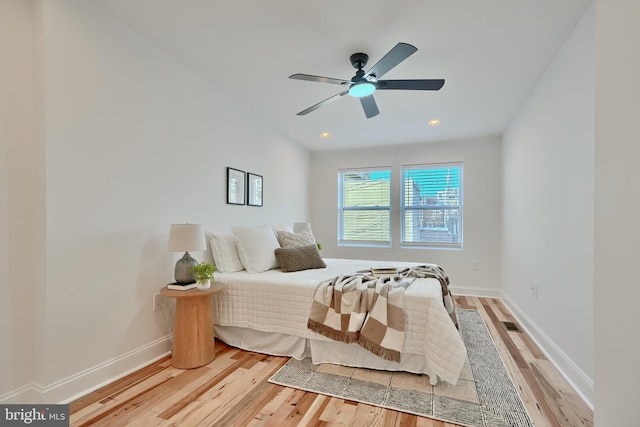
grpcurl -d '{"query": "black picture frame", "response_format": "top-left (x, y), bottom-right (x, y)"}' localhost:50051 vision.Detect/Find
top-left (227, 167), bottom-right (246, 205)
top-left (247, 172), bottom-right (263, 207)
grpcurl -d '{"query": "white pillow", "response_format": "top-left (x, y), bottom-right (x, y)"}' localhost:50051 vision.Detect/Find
top-left (203, 229), bottom-right (217, 265)
top-left (293, 222), bottom-right (312, 233)
top-left (271, 222), bottom-right (294, 234)
top-left (209, 232), bottom-right (244, 273)
top-left (232, 224), bottom-right (280, 273)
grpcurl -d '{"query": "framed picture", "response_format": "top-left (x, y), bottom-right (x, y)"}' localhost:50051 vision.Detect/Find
top-left (247, 173), bottom-right (263, 207)
top-left (227, 167), bottom-right (246, 205)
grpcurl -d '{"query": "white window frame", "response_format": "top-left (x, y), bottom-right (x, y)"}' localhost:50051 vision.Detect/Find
top-left (338, 167), bottom-right (392, 247)
top-left (401, 163), bottom-right (463, 249)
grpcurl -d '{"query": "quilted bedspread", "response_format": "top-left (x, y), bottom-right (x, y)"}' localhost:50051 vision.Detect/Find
top-left (211, 258), bottom-right (467, 385)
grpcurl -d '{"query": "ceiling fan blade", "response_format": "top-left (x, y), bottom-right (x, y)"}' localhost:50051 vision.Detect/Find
top-left (359, 95), bottom-right (380, 119)
top-left (376, 79), bottom-right (445, 91)
top-left (289, 73), bottom-right (351, 86)
top-left (364, 42), bottom-right (417, 79)
top-left (296, 90), bottom-right (349, 116)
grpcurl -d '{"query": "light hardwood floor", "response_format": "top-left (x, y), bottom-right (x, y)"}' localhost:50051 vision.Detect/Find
top-left (69, 297), bottom-right (593, 426)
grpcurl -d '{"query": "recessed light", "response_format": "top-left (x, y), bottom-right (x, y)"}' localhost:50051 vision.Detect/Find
top-left (427, 119), bottom-right (441, 126)
top-left (319, 132), bottom-right (331, 138)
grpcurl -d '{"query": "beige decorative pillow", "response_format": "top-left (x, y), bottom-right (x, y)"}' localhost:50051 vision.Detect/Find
top-left (277, 229), bottom-right (316, 248)
top-left (274, 244), bottom-right (326, 273)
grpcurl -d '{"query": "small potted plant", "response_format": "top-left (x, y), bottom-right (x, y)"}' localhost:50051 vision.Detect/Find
top-left (191, 262), bottom-right (216, 291)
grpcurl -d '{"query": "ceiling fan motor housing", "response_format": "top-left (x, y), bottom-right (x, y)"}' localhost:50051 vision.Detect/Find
top-left (350, 53), bottom-right (369, 70)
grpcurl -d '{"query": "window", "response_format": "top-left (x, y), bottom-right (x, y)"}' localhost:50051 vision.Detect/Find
top-left (338, 168), bottom-right (391, 246)
top-left (401, 163), bottom-right (463, 248)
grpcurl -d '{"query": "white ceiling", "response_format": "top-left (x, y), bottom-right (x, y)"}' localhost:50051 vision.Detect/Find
top-left (89, 0), bottom-right (592, 151)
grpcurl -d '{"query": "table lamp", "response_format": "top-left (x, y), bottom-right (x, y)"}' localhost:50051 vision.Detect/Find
top-left (168, 223), bottom-right (207, 284)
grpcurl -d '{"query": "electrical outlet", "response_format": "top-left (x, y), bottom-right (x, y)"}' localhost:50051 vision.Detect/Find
top-left (153, 293), bottom-right (163, 311)
top-left (530, 282), bottom-right (539, 299)
top-left (472, 260), bottom-right (479, 270)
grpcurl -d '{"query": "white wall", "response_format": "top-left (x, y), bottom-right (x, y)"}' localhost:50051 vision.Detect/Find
top-left (594, 1), bottom-right (640, 425)
top-left (7, 3), bottom-right (635, 422)
top-left (0, 0), bottom-right (38, 401)
top-left (310, 136), bottom-right (502, 292)
top-left (1, 0), bottom-right (309, 403)
top-left (501, 4), bottom-right (594, 404)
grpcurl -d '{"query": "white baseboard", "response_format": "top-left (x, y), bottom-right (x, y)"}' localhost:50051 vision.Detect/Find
top-left (498, 294), bottom-right (593, 409)
top-left (0, 384), bottom-right (41, 405)
top-left (450, 285), bottom-right (502, 298)
top-left (2, 292), bottom-right (594, 411)
top-left (455, 288), bottom-right (593, 409)
top-left (0, 336), bottom-right (172, 405)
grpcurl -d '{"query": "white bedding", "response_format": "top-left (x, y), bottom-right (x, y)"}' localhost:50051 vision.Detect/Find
top-left (211, 258), bottom-right (466, 385)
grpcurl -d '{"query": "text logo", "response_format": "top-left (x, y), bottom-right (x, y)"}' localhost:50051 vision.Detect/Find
top-left (1, 405), bottom-right (68, 426)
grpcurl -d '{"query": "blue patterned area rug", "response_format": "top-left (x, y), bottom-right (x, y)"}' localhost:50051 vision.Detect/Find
top-left (268, 309), bottom-right (533, 427)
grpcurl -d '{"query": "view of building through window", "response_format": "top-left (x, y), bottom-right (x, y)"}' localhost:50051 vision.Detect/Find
top-left (402, 164), bottom-right (462, 247)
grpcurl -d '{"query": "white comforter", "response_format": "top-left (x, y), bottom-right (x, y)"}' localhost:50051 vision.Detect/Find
top-left (211, 258), bottom-right (466, 384)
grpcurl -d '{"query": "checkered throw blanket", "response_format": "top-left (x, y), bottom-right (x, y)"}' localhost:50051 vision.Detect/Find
top-left (400, 264), bottom-right (458, 328)
top-left (307, 264), bottom-right (457, 363)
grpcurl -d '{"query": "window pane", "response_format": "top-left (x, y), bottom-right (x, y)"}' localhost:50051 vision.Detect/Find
top-left (339, 169), bottom-right (391, 244)
top-left (403, 207), bottom-right (461, 244)
top-left (402, 164), bottom-right (463, 247)
top-left (343, 210), bottom-right (390, 241)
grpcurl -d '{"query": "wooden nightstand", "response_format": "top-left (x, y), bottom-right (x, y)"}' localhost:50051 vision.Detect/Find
top-left (160, 286), bottom-right (222, 369)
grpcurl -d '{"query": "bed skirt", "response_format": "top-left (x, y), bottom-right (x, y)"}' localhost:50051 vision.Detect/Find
top-left (214, 325), bottom-right (441, 385)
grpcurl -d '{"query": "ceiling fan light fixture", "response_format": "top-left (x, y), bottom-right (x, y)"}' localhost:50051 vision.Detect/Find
top-left (289, 43), bottom-right (444, 118)
top-left (348, 82), bottom-right (376, 98)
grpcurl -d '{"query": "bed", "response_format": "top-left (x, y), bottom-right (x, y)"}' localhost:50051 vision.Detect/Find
top-left (209, 256), bottom-right (467, 385)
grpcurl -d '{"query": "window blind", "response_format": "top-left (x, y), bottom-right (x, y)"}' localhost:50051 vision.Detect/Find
top-left (338, 168), bottom-right (391, 245)
top-left (401, 163), bottom-right (463, 247)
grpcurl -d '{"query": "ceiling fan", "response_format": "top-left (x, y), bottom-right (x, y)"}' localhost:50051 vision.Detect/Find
top-left (289, 42), bottom-right (444, 119)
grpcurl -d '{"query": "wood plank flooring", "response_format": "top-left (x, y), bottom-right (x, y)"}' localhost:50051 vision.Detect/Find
top-left (69, 297), bottom-right (593, 426)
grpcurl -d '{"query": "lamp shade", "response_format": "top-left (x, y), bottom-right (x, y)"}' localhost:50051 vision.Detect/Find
top-left (168, 224), bottom-right (207, 253)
